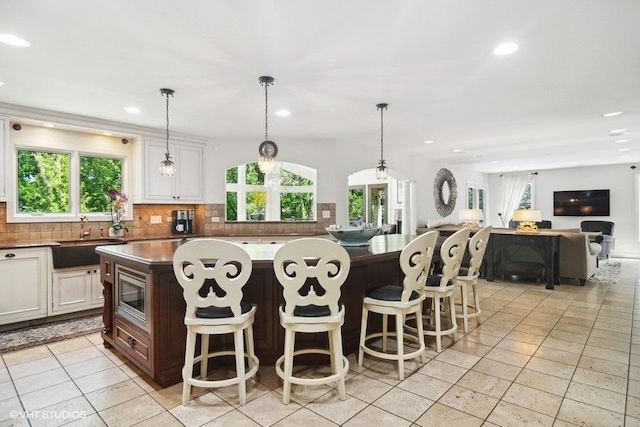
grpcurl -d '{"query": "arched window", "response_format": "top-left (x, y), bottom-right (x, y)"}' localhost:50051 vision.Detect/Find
top-left (225, 162), bottom-right (317, 222)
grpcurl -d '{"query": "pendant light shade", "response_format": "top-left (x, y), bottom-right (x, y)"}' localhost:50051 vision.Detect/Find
top-left (376, 103), bottom-right (389, 180)
top-left (159, 88), bottom-right (175, 176)
top-left (258, 76), bottom-right (278, 174)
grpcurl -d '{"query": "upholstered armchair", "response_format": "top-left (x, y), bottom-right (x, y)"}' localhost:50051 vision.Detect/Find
top-left (559, 232), bottom-right (601, 285)
top-left (580, 220), bottom-right (614, 259)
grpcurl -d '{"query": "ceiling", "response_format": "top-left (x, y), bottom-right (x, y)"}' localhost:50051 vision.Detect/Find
top-left (1, 0), bottom-right (639, 174)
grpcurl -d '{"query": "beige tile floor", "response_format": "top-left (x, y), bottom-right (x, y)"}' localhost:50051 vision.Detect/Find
top-left (1, 259), bottom-right (638, 426)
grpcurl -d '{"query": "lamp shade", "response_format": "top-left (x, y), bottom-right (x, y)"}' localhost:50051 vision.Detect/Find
top-left (458, 209), bottom-right (484, 221)
top-left (513, 209), bottom-right (542, 222)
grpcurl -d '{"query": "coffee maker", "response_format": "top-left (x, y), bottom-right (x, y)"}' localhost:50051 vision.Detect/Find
top-left (172, 210), bottom-right (195, 235)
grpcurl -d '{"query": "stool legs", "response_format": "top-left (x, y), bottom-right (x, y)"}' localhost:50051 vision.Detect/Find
top-left (459, 282), bottom-right (469, 333)
top-left (357, 308), bottom-right (369, 367)
top-left (182, 328), bottom-right (196, 406)
top-left (200, 334), bottom-right (209, 379)
top-left (233, 329), bottom-right (247, 405)
top-left (282, 328), bottom-right (296, 404)
top-left (330, 329), bottom-right (346, 399)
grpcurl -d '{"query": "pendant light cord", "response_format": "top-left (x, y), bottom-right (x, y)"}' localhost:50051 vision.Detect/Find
top-left (165, 90), bottom-right (171, 155)
top-left (263, 79), bottom-right (270, 141)
top-left (377, 103), bottom-right (388, 163)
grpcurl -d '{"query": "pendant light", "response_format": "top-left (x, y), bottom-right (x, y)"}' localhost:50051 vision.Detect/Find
top-left (257, 76), bottom-right (278, 174)
top-left (375, 103), bottom-right (389, 180)
top-left (159, 88), bottom-right (175, 176)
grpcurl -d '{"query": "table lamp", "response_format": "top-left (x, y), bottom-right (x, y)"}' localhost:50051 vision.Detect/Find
top-left (459, 209), bottom-right (484, 231)
top-left (513, 209), bottom-right (542, 233)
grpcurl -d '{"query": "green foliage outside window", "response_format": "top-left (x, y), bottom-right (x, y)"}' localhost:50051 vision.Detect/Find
top-left (226, 167), bottom-right (238, 184)
top-left (281, 193), bottom-right (313, 220)
top-left (518, 184), bottom-right (532, 209)
top-left (245, 163), bottom-right (264, 185)
top-left (349, 188), bottom-right (364, 220)
top-left (226, 192), bottom-right (237, 221)
top-left (17, 150), bottom-right (70, 213)
top-left (80, 156), bottom-right (123, 213)
top-left (246, 191), bottom-right (267, 220)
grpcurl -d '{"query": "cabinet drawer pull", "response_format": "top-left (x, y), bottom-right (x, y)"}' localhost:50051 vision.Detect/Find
top-left (4, 253), bottom-right (16, 258)
top-left (127, 336), bottom-right (136, 347)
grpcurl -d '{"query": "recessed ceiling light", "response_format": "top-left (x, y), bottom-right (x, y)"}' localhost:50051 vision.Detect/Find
top-left (609, 128), bottom-right (628, 135)
top-left (602, 111), bottom-right (623, 117)
top-left (621, 155), bottom-right (630, 159)
top-left (43, 123), bottom-right (55, 128)
top-left (614, 139), bottom-right (629, 143)
top-left (275, 110), bottom-right (290, 117)
top-left (423, 140), bottom-right (435, 144)
top-left (123, 106), bottom-right (141, 114)
top-left (473, 155), bottom-right (482, 158)
top-left (491, 160), bottom-right (499, 163)
top-left (619, 148), bottom-right (630, 152)
top-left (493, 42), bottom-right (519, 56)
top-left (452, 149), bottom-right (464, 153)
top-left (0, 81), bottom-right (5, 87)
top-left (102, 132), bottom-right (113, 136)
top-left (0, 33), bottom-right (31, 47)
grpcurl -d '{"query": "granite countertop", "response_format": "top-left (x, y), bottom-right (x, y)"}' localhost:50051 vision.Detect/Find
top-left (95, 234), bottom-right (415, 268)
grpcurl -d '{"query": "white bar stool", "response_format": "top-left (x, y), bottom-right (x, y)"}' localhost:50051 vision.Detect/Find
top-left (273, 238), bottom-right (351, 404)
top-left (358, 231), bottom-right (438, 380)
top-left (173, 239), bottom-right (259, 406)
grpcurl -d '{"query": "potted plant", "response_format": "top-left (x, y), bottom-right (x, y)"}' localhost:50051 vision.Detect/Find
top-left (108, 189), bottom-right (128, 237)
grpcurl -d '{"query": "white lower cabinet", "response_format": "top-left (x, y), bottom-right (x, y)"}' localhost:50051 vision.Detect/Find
top-left (0, 248), bottom-right (48, 325)
top-left (51, 266), bottom-right (102, 315)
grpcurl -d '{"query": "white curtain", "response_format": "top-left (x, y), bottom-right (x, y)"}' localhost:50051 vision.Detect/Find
top-left (498, 172), bottom-right (531, 226)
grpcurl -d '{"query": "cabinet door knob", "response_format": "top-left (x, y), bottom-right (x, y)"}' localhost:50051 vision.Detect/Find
top-left (4, 253), bottom-right (16, 258)
top-left (87, 271), bottom-right (91, 274)
top-left (127, 336), bottom-right (136, 347)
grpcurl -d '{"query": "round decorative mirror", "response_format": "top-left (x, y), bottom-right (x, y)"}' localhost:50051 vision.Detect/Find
top-left (433, 168), bottom-right (457, 217)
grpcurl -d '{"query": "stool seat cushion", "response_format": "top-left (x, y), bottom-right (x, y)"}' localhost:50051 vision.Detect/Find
top-left (292, 304), bottom-right (331, 317)
top-left (365, 285), bottom-right (419, 301)
top-left (425, 275), bottom-right (453, 287)
top-left (196, 300), bottom-right (253, 319)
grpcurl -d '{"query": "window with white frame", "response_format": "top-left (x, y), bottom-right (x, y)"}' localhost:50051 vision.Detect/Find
top-left (8, 126), bottom-right (131, 222)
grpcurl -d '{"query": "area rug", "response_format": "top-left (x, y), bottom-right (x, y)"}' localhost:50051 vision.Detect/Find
top-left (0, 314), bottom-right (102, 355)
top-left (588, 261), bottom-right (622, 285)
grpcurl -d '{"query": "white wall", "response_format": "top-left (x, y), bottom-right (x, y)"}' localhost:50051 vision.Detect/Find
top-left (487, 163), bottom-right (640, 258)
top-left (410, 157), bottom-right (489, 227)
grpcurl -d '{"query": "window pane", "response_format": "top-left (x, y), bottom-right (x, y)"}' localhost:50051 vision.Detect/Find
top-left (226, 192), bottom-right (237, 221)
top-left (280, 168), bottom-right (313, 186)
top-left (478, 189), bottom-right (485, 210)
top-left (245, 162), bottom-right (264, 185)
top-left (246, 191), bottom-right (267, 220)
top-left (370, 187), bottom-right (386, 224)
top-left (348, 188), bottom-right (364, 221)
top-left (468, 188), bottom-right (474, 209)
top-left (80, 156), bottom-right (123, 213)
top-left (280, 192), bottom-right (314, 220)
top-left (17, 150), bottom-right (70, 213)
top-left (518, 184), bottom-right (532, 209)
top-left (226, 167), bottom-right (238, 184)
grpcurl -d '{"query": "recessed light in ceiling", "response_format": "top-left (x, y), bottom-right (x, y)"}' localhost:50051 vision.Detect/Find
top-left (275, 110), bottom-right (290, 117)
top-left (452, 149), bottom-right (464, 153)
top-left (493, 42), bottom-right (519, 56)
top-left (622, 155), bottom-right (631, 159)
top-left (0, 81), bottom-right (5, 87)
top-left (0, 33), bottom-right (31, 47)
top-left (491, 160), bottom-right (499, 163)
top-left (602, 111), bottom-right (623, 117)
top-left (609, 128), bottom-right (628, 135)
top-left (614, 139), bottom-right (629, 144)
top-left (123, 106), bottom-right (141, 114)
top-left (102, 132), bottom-right (113, 136)
top-left (619, 148), bottom-right (630, 152)
top-left (43, 123), bottom-right (55, 128)
top-left (423, 140), bottom-right (435, 144)
top-left (473, 155), bottom-right (482, 158)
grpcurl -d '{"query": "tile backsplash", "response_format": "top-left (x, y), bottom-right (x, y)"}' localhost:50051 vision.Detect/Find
top-left (0, 202), bottom-right (336, 242)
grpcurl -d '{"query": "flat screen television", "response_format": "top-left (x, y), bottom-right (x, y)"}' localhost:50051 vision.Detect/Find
top-left (553, 189), bottom-right (610, 216)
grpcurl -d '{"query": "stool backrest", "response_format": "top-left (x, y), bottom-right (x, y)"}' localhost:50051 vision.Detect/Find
top-left (437, 228), bottom-right (470, 287)
top-left (462, 226), bottom-right (492, 279)
top-left (399, 231), bottom-right (439, 302)
top-left (274, 238), bottom-right (350, 317)
top-left (173, 239), bottom-right (252, 319)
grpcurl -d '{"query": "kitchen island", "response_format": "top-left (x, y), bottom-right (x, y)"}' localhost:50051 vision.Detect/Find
top-left (96, 234), bottom-right (414, 387)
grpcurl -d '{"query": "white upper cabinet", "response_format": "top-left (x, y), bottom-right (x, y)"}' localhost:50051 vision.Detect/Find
top-left (141, 138), bottom-right (205, 203)
top-left (0, 116), bottom-right (7, 201)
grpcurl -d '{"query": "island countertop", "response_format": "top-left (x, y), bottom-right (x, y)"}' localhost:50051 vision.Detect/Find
top-left (95, 234), bottom-right (417, 266)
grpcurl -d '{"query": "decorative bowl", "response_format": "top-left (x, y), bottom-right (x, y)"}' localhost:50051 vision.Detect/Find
top-left (326, 226), bottom-right (381, 246)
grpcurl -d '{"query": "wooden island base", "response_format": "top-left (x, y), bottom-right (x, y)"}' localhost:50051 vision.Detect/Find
top-left (97, 236), bottom-right (412, 387)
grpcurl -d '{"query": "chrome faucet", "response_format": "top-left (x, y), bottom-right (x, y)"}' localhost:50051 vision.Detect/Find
top-left (79, 215), bottom-right (91, 239)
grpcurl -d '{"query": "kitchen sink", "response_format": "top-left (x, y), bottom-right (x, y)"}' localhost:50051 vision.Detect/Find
top-left (52, 238), bottom-right (126, 269)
